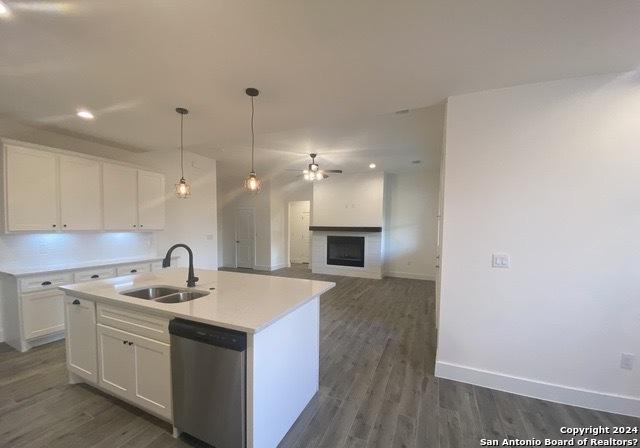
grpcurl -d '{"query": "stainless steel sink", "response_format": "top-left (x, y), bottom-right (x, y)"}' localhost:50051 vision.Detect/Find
top-left (120, 285), bottom-right (209, 303)
top-left (121, 286), bottom-right (183, 300)
top-left (154, 291), bottom-right (209, 303)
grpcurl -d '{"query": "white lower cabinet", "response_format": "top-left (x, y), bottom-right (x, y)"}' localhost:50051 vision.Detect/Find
top-left (64, 297), bottom-right (97, 383)
top-left (97, 323), bottom-right (172, 420)
top-left (22, 290), bottom-right (65, 340)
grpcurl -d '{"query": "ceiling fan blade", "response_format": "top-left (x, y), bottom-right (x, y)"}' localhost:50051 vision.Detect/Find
top-left (324, 169), bottom-right (343, 173)
top-left (285, 169), bottom-right (303, 171)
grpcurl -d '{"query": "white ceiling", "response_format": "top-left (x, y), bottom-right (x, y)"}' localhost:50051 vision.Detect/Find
top-left (1, 0), bottom-right (639, 178)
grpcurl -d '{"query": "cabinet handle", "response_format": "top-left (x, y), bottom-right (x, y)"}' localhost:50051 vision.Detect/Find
top-left (63, 224), bottom-right (67, 228)
top-left (140, 224), bottom-right (144, 228)
top-left (72, 299), bottom-right (80, 305)
top-left (128, 342), bottom-right (133, 346)
top-left (133, 224), bottom-right (137, 228)
top-left (52, 224), bottom-right (56, 228)
top-left (123, 340), bottom-right (128, 345)
top-left (130, 269), bottom-right (137, 273)
top-left (90, 274), bottom-right (99, 279)
top-left (41, 281), bottom-right (52, 286)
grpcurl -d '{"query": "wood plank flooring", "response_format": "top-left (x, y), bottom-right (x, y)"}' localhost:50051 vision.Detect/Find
top-left (0, 264), bottom-right (637, 447)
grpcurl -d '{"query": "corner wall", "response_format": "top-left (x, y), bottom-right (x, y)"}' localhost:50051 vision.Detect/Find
top-left (436, 72), bottom-right (640, 416)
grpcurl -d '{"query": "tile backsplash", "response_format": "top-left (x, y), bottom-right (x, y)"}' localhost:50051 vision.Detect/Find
top-left (0, 232), bottom-right (157, 267)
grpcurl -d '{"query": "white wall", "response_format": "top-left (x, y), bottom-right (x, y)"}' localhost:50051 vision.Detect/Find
top-left (436, 72), bottom-right (640, 416)
top-left (312, 172), bottom-right (385, 227)
top-left (384, 170), bottom-right (439, 281)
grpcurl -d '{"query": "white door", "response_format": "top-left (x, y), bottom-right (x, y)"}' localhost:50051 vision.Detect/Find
top-left (97, 324), bottom-right (135, 400)
top-left (6, 145), bottom-right (58, 231)
top-left (235, 208), bottom-right (255, 269)
top-left (64, 297), bottom-right (97, 383)
top-left (103, 163), bottom-right (138, 230)
top-left (59, 155), bottom-right (102, 230)
top-left (137, 170), bottom-right (165, 230)
top-left (21, 290), bottom-right (65, 340)
top-left (289, 201), bottom-right (311, 264)
top-left (132, 335), bottom-right (172, 420)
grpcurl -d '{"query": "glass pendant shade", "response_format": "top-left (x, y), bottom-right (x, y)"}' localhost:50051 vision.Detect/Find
top-left (175, 177), bottom-right (191, 198)
top-left (174, 107), bottom-right (190, 199)
top-left (243, 171), bottom-right (262, 193)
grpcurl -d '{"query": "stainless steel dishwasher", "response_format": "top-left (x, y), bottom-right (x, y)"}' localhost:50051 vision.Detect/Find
top-left (169, 318), bottom-right (247, 448)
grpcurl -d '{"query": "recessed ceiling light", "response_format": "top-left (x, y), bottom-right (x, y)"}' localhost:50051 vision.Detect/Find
top-left (0, 2), bottom-right (10, 16)
top-left (76, 109), bottom-right (94, 120)
top-left (369, 163), bottom-right (376, 169)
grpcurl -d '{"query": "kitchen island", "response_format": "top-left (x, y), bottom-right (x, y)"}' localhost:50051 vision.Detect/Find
top-left (59, 267), bottom-right (335, 448)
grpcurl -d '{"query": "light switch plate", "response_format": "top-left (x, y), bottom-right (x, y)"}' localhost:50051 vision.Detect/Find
top-left (492, 253), bottom-right (510, 268)
top-left (621, 353), bottom-right (635, 370)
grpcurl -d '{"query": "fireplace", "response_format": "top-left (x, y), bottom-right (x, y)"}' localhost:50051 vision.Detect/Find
top-left (326, 236), bottom-right (365, 267)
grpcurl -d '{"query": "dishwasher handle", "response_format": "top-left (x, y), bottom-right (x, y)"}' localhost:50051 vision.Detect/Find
top-left (169, 318), bottom-right (247, 351)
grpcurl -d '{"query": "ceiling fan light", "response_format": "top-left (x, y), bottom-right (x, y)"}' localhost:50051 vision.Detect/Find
top-left (310, 164), bottom-right (319, 172)
top-left (303, 172), bottom-right (310, 180)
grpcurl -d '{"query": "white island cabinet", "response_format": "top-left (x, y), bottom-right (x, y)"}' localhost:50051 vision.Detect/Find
top-left (60, 268), bottom-right (335, 448)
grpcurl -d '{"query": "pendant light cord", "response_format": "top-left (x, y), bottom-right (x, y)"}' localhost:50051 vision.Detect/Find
top-left (250, 96), bottom-right (255, 172)
top-left (180, 112), bottom-right (184, 179)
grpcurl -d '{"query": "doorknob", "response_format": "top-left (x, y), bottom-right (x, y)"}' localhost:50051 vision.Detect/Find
top-left (236, 240), bottom-right (240, 243)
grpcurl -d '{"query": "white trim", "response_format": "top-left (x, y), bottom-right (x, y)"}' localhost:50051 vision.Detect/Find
top-left (384, 271), bottom-right (435, 281)
top-left (435, 361), bottom-right (640, 418)
top-left (0, 328), bottom-right (4, 343)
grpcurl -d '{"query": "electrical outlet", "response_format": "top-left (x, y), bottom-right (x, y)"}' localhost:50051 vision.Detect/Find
top-left (492, 253), bottom-right (510, 268)
top-left (621, 353), bottom-right (635, 370)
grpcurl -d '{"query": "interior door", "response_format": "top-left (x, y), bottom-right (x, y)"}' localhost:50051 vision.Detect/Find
top-left (289, 201), bottom-right (311, 264)
top-left (137, 170), bottom-right (165, 230)
top-left (299, 211), bottom-right (311, 263)
top-left (103, 163), bottom-right (138, 230)
top-left (59, 155), bottom-right (101, 230)
top-left (235, 208), bottom-right (255, 269)
top-left (5, 145), bottom-right (58, 231)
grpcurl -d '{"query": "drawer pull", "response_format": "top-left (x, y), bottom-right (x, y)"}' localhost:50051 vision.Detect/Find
top-left (123, 340), bottom-right (127, 345)
top-left (41, 281), bottom-right (52, 286)
top-left (128, 341), bottom-right (133, 346)
top-left (130, 269), bottom-right (137, 273)
top-left (72, 299), bottom-right (80, 305)
top-left (91, 274), bottom-right (99, 279)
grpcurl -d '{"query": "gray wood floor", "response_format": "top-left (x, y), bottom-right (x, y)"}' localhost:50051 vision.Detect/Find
top-left (0, 264), bottom-right (637, 447)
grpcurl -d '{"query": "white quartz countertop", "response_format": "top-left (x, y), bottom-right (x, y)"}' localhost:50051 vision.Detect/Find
top-left (59, 268), bottom-right (335, 333)
top-left (0, 255), bottom-right (178, 277)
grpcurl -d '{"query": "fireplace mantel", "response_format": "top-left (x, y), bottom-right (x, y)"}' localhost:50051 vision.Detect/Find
top-left (309, 226), bottom-right (382, 232)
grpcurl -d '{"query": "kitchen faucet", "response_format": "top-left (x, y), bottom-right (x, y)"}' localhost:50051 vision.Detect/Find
top-left (163, 244), bottom-right (199, 287)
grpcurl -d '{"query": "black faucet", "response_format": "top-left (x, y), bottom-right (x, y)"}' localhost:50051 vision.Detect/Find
top-left (163, 244), bottom-right (199, 287)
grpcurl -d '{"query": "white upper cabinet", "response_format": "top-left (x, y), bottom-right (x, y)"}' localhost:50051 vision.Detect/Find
top-left (102, 163), bottom-right (138, 231)
top-left (5, 145), bottom-right (58, 231)
top-left (1, 141), bottom-right (165, 233)
top-left (59, 155), bottom-right (102, 230)
top-left (138, 170), bottom-right (165, 230)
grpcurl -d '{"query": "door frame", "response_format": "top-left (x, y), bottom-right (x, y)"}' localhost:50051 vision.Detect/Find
top-left (234, 207), bottom-right (255, 269)
top-left (287, 200), bottom-right (311, 266)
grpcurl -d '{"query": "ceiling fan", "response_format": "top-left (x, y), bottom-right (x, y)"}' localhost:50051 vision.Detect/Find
top-left (288, 153), bottom-right (343, 181)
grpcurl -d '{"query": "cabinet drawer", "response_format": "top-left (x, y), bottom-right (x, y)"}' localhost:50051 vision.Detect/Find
top-left (22, 290), bottom-right (65, 340)
top-left (20, 272), bottom-right (74, 293)
top-left (97, 303), bottom-right (169, 343)
top-left (74, 267), bottom-right (116, 283)
top-left (116, 263), bottom-right (151, 276)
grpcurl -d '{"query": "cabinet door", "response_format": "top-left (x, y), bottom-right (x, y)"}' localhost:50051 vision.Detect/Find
top-left (102, 163), bottom-right (138, 230)
top-left (138, 170), bottom-right (165, 230)
top-left (59, 155), bottom-right (101, 230)
top-left (21, 290), bottom-right (65, 340)
top-left (97, 324), bottom-right (135, 400)
top-left (64, 297), bottom-right (97, 383)
top-left (132, 335), bottom-right (172, 420)
top-left (5, 145), bottom-right (58, 231)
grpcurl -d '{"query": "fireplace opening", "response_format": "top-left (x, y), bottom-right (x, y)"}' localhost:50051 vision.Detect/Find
top-left (327, 236), bottom-right (365, 267)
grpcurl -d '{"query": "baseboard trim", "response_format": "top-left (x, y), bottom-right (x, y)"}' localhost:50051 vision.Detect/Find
top-left (270, 263), bottom-right (287, 271)
top-left (385, 271), bottom-right (435, 281)
top-left (435, 361), bottom-right (640, 417)
top-left (253, 263), bottom-right (288, 272)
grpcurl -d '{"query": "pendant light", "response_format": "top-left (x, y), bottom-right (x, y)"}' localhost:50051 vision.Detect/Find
top-left (243, 88), bottom-right (262, 193)
top-left (174, 107), bottom-right (191, 199)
